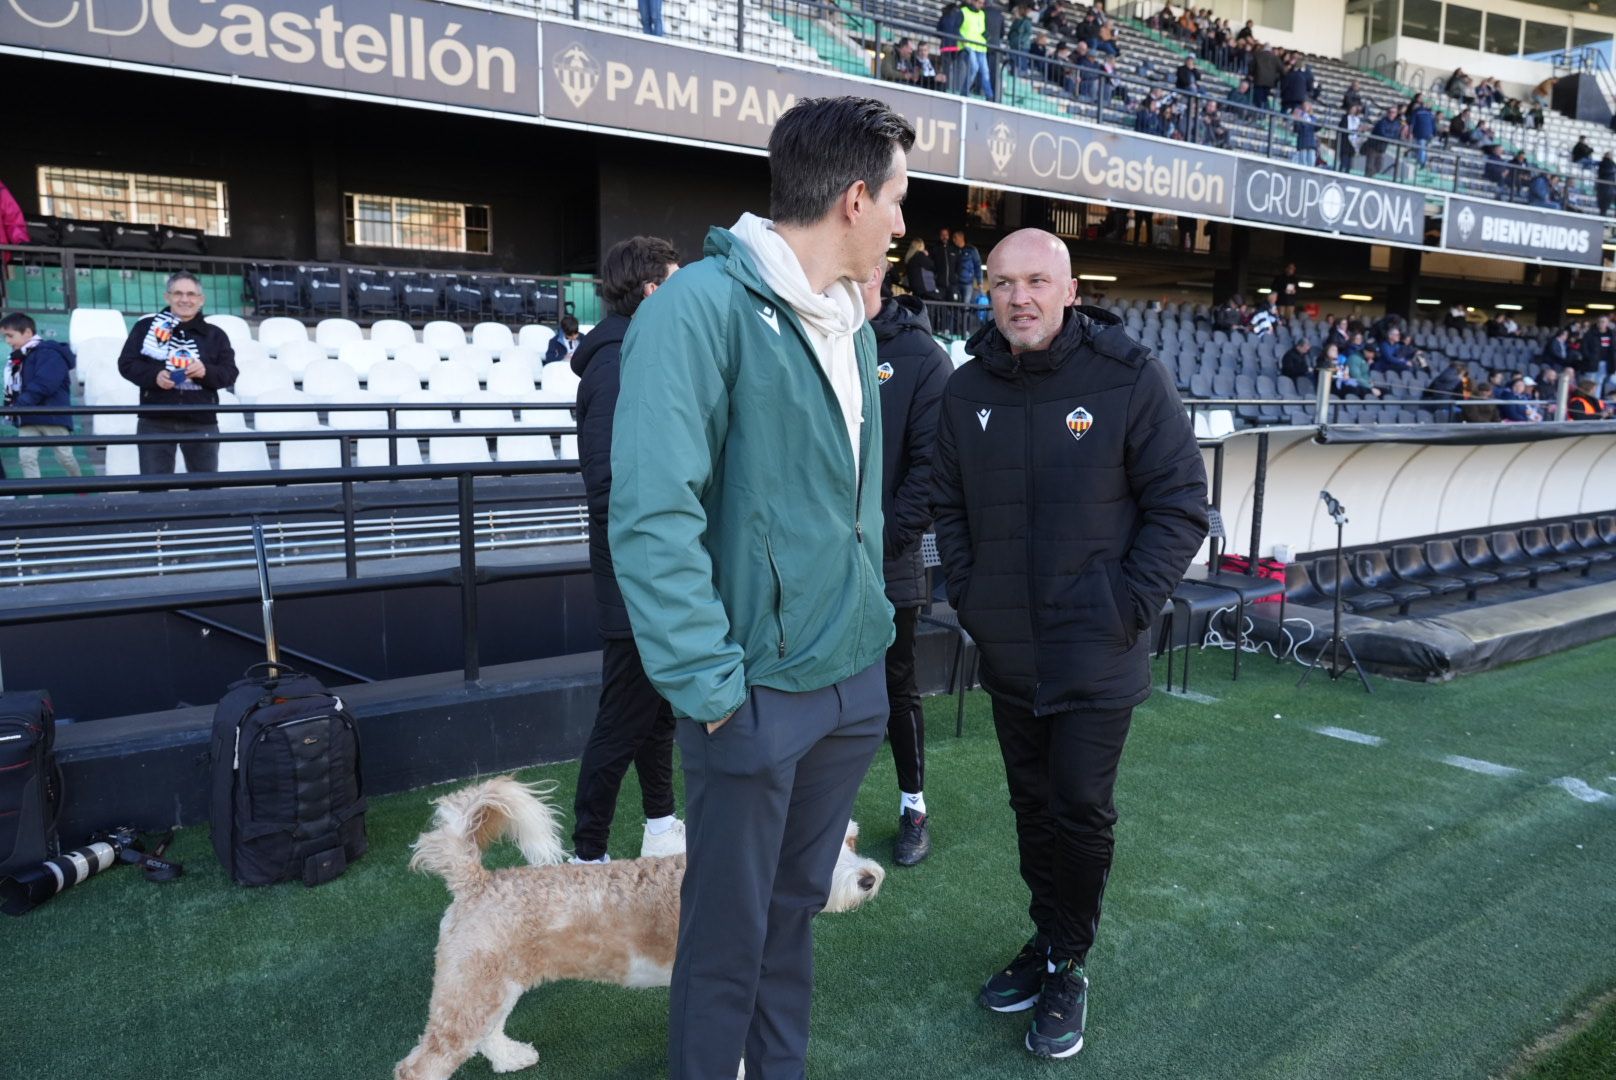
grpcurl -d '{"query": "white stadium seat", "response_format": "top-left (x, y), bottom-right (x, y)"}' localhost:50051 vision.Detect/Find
top-left (487, 362), bottom-right (538, 399)
top-left (455, 389), bottom-right (515, 430)
top-left (539, 361), bottom-right (579, 398)
top-left (231, 340), bottom-right (272, 374)
top-left (214, 389), bottom-right (248, 432)
top-left (73, 337), bottom-right (123, 389)
top-left (256, 317), bottom-right (309, 354)
top-left (368, 319), bottom-right (417, 355)
top-left (429, 362), bottom-right (481, 399)
top-left (218, 440), bottom-right (272, 472)
top-left (276, 340), bottom-right (326, 379)
top-left (365, 359), bottom-right (424, 399)
top-left (471, 322), bottom-right (516, 352)
top-left (103, 444), bottom-right (141, 476)
top-left (517, 324), bottom-right (555, 352)
top-left (448, 345), bottom-right (495, 381)
top-left (69, 308), bottom-right (128, 351)
top-left (277, 438), bottom-right (342, 471)
top-left (251, 389), bottom-right (321, 432)
top-left (422, 321), bottom-right (467, 357)
top-left (315, 318), bottom-right (363, 353)
top-left (336, 340), bottom-right (387, 378)
top-left (393, 342), bottom-right (442, 379)
top-left (232, 359), bottom-right (295, 402)
top-left (302, 357), bottom-right (361, 399)
top-left (330, 393), bottom-right (422, 467)
top-left (207, 313), bottom-right (254, 353)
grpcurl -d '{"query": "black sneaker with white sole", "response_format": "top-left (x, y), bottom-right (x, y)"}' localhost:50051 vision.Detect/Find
top-left (976, 933), bottom-right (1050, 1013)
top-left (894, 808), bottom-right (932, 866)
top-left (1025, 959), bottom-right (1088, 1059)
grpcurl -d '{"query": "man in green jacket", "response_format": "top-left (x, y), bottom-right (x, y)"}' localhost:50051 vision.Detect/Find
top-left (611, 96), bottom-right (912, 1080)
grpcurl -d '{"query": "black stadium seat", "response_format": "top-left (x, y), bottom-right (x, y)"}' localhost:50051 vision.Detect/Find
top-left (1284, 561), bottom-right (1329, 606)
top-left (1353, 550), bottom-right (1431, 615)
top-left (445, 277), bottom-right (486, 317)
top-left (302, 265), bottom-right (344, 314)
top-left (352, 269), bottom-right (399, 315)
top-left (1390, 545), bottom-right (1470, 598)
top-left (247, 263), bottom-right (301, 315)
top-left (1551, 522), bottom-right (1613, 566)
top-left (1488, 531), bottom-right (1561, 585)
top-left (1313, 554), bottom-right (1395, 613)
top-left (1573, 519), bottom-right (1616, 561)
top-left (1521, 527), bottom-right (1590, 576)
top-left (1599, 517), bottom-right (1616, 547)
top-left (1425, 539), bottom-right (1503, 594)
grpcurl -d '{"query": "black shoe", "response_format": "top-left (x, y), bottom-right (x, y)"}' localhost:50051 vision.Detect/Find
top-left (1025, 959), bottom-right (1088, 1059)
top-left (894, 808), bottom-right (932, 867)
top-left (976, 934), bottom-right (1050, 1013)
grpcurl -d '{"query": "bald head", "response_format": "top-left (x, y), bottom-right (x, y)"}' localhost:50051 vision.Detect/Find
top-left (985, 229), bottom-right (1077, 353)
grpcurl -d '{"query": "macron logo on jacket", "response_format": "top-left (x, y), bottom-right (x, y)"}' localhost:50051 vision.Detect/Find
top-left (758, 305), bottom-right (780, 335)
top-left (977, 408), bottom-right (992, 430)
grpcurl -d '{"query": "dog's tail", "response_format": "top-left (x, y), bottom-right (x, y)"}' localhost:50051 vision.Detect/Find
top-left (408, 776), bottom-right (567, 896)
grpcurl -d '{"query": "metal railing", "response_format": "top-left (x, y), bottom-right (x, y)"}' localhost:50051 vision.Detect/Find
top-left (0, 243), bottom-right (599, 325)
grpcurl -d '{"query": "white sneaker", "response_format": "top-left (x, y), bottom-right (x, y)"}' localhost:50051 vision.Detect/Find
top-left (640, 819), bottom-right (687, 858)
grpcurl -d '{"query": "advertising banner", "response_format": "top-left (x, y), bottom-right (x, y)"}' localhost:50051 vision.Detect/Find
top-left (541, 25), bottom-right (962, 176)
top-left (1441, 197), bottom-right (1603, 267)
top-left (961, 103), bottom-right (1236, 217)
top-left (1, 0), bottom-right (541, 114)
top-left (1233, 159), bottom-right (1424, 244)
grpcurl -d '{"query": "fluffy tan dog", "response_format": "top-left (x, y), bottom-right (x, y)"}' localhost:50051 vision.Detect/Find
top-left (396, 776), bottom-right (884, 1080)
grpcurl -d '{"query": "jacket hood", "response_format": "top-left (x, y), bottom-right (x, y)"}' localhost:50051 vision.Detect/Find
top-left (870, 294), bottom-right (934, 343)
top-left (571, 312), bottom-right (629, 378)
top-left (967, 304), bottom-right (1127, 377)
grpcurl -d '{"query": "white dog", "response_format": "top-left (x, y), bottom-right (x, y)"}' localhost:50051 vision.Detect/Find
top-left (396, 776), bottom-right (884, 1080)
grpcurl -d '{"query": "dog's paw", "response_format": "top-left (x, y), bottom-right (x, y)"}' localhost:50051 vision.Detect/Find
top-left (482, 1036), bottom-right (540, 1073)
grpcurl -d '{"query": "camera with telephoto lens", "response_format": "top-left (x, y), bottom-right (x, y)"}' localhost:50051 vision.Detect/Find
top-left (0, 826), bottom-right (179, 916)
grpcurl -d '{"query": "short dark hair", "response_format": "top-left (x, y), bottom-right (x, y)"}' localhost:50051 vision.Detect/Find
top-left (165, 270), bottom-right (202, 292)
top-left (600, 236), bottom-right (679, 319)
top-left (560, 314), bottom-right (579, 335)
top-left (0, 312), bottom-right (37, 335)
top-left (767, 97), bottom-right (915, 227)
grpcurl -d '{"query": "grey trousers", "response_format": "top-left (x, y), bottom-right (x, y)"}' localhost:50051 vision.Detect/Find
top-left (668, 661), bottom-right (886, 1080)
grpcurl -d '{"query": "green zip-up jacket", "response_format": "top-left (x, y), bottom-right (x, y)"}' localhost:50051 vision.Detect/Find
top-left (609, 226), bottom-right (895, 723)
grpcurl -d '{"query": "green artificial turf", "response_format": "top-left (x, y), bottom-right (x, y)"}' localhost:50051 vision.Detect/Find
top-left (5, 638), bottom-right (1615, 1079)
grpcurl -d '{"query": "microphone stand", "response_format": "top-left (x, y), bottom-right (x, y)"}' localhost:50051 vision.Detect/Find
top-left (1298, 490), bottom-right (1372, 693)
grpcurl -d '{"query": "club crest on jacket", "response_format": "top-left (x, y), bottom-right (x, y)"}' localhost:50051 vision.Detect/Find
top-left (877, 362), bottom-right (894, 384)
top-left (1066, 406), bottom-right (1094, 441)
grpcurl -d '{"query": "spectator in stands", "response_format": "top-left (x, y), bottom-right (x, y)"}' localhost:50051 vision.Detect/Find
top-left (1529, 76), bottom-right (1556, 110)
top-left (1498, 313), bottom-right (1520, 337)
top-left (904, 238), bottom-right (943, 299)
top-left (637, 0), bottom-right (663, 37)
top-left (1468, 120), bottom-right (1494, 148)
top-left (1364, 106), bottom-right (1401, 177)
top-left (1094, 14), bottom-right (1120, 57)
top-left (1270, 262), bottom-right (1300, 320)
top-left (1278, 60), bottom-right (1309, 115)
top-left (1227, 77), bottom-right (1255, 109)
top-left (545, 314), bottom-right (583, 365)
top-left (1372, 327), bottom-right (1416, 372)
top-left (1175, 55), bottom-right (1201, 94)
top-left (1445, 68), bottom-right (1473, 103)
top-left (1198, 102), bottom-right (1231, 149)
top-left (1578, 314), bottom-right (1613, 384)
top-left (1528, 101), bottom-right (1545, 130)
top-left (1445, 303), bottom-right (1469, 331)
top-left (1340, 80), bottom-right (1363, 113)
top-left (1007, 6), bottom-right (1036, 72)
top-left (1542, 326), bottom-right (1572, 369)
top-left (1160, 102), bottom-right (1188, 141)
top-left (1567, 378), bottom-right (1611, 420)
top-left (1525, 171), bottom-right (1558, 209)
top-left (1292, 101), bottom-right (1320, 166)
top-left (1335, 102), bottom-right (1364, 174)
top-left (1598, 152), bottom-right (1616, 217)
top-left (0, 179), bottom-right (28, 304)
top-left (1250, 294), bottom-right (1278, 336)
top-left (1324, 316), bottom-right (1351, 353)
top-left (1, 313), bottom-right (82, 483)
top-left (1463, 382), bottom-right (1499, 423)
top-left (1028, 31), bottom-right (1051, 80)
top-left (1280, 336), bottom-right (1314, 378)
top-left (1250, 45), bottom-right (1282, 110)
top-left (1533, 364), bottom-right (1560, 406)
top-left (1495, 375), bottom-right (1540, 422)
top-left (858, 266), bottom-right (948, 867)
top-left (914, 41), bottom-right (946, 91)
top-left (1475, 77), bottom-right (1501, 109)
top-left (1135, 96), bottom-right (1167, 137)
top-left (955, 0), bottom-right (996, 101)
top-left (951, 229), bottom-right (985, 305)
top-left (1212, 294), bottom-right (1244, 333)
top-left (116, 271), bottom-right (237, 475)
top-left (570, 235), bottom-right (683, 868)
top-left (1323, 342), bottom-right (1376, 399)
top-left (611, 96), bottom-right (910, 1080)
top-left (1407, 96), bottom-right (1435, 169)
top-left (1482, 144), bottom-right (1511, 200)
top-left (879, 38), bottom-right (918, 84)
top-left (1074, 42), bottom-right (1114, 107)
top-left (932, 227), bottom-right (955, 300)
top-left (1499, 98), bottom-right (1525, 124)
top-left (1571, 136), bottom-right (1596, 169)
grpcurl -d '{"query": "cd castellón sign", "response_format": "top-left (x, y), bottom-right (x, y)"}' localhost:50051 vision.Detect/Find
top-left (2, 0), bottom-right (538, 111)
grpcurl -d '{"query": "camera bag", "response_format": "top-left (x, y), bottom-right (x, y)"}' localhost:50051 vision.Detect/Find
top-left (0, 691), bottom-right (61, 879)
top-left (208, 663), bottom-right (366, 887)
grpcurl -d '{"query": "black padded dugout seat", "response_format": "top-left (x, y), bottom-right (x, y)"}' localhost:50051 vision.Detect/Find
top-left (1353, 550), bottom-right (1432, 615)
top-left (1521, 527), bottom-right (1590, 576)
top-left (1391, 544), bottom-right (1471, 598)
top-left (1423, 540), bottom-right (1501, 594)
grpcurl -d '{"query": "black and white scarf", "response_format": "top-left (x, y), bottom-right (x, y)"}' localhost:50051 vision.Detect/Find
top-left (3, 334), bottom-right (37, 409)
top-left (142, 309), bottom-right (201, 389)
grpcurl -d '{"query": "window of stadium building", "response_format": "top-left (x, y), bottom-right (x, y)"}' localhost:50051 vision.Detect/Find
top-left (1443, 5), bottom-right (1482, 51)
top-left (36, 166), bottom-right (229, 235)
top-left (1571, 27), bottom-right (1613, 55)
top-left (1400, 0), bottom-right (1442, 43)
top-left (1522, 20), bottom-right (1568, 60)
top-left (343, 195), bottom-right (491, 255)
top-left (1483, 13), bottom-right (1521, 57)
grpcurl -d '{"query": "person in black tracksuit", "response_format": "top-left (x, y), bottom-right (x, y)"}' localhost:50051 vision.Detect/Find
top-left (861, 276), bottom-right (951, 867)
top-left (931, 229), bottom-right (1207, 1061)
top-left (569, 236), bottom-right (683, 864)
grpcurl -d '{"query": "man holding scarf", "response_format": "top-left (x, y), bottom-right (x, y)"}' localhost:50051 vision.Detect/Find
top-left (117, 271), bottom-right (237, 474)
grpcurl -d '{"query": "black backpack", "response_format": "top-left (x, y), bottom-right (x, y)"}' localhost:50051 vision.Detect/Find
top-left (208, 663), bottom-right (366, 887)
top-left (0, 691), bottom-right (60, 878)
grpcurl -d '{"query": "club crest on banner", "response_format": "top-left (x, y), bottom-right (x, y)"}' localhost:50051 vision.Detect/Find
top-left (552, 44), bottom-right (600, 108)
top-left (1065, 406), bottom-right (1093, 441)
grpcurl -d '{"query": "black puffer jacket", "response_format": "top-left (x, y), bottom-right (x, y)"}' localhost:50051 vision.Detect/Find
top-left (116, 310), bottom-right (238, 425)
top-left (572, 313), bottom-right (633, 638)
top-left (871, 296), bottom-right (951, 609)
top-left (931, 306), bottom-right (1208, 714)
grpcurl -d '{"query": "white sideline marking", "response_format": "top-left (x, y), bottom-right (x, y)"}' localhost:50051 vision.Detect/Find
top-left (1441, 755), bottom-right (1522, 777)
top-left (1315, 726), bottom-right (1384, 746)
top-left (1162, 688), bottom-right (1219, 704)
top-left (1550, 777), bottom-right (1613, 804)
